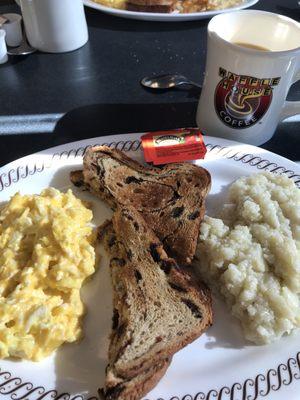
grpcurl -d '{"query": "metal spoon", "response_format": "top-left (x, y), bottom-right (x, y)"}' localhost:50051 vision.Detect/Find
top-left (7, 22), bottom-right (36, 56)
top-left (141, 74), bottom-right (201, 90)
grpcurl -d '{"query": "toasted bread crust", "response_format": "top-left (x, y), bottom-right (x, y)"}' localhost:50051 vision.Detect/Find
top-left (71, 145), bottom-right (211, 265)
top-left (104, 357), bottom-right (171, 400)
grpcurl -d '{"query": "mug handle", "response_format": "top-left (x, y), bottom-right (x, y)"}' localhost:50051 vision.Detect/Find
top-left (280, 69), bottom-right (300, 121)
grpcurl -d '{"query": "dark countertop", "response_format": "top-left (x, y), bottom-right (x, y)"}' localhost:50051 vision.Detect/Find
top-left (0, 0), bottom-right (300, 167)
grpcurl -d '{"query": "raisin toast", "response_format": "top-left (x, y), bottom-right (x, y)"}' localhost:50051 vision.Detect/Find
top-left (70, 145), bottom-right (211, 265)
top-left (100, 207), bottom-right (213, 399)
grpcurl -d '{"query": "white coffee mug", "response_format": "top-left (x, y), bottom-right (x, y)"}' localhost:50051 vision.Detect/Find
top-left (15, 0), bottom-right (88, 53)
top-left (196, 10), bottom-right (300, 146)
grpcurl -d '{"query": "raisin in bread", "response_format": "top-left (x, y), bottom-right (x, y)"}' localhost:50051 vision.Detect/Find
top-left (70, 145), bottom-right (211, 265)
top-left (100, 207), bottom-right (212, 399)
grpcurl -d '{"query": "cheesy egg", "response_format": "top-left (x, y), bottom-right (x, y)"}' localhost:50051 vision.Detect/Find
top-left (0, 188), bottom-right (95, 361)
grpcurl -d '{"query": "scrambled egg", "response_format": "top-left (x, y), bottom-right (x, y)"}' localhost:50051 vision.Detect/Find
top-left (0, 188), bottom-right (95, 361)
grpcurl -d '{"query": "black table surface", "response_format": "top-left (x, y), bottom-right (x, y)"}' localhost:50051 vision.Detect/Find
top-left (0, 0), bottom-right (299, 167)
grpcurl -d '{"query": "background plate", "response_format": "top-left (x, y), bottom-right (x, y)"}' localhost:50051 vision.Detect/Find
top-left (83, 0), bottom-right (259, 21)
top-left (0, 133), bottom-right (300, 400)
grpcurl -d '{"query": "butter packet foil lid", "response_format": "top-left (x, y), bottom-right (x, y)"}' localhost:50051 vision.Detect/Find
top-left (141, 128), bottom-right (207, 165)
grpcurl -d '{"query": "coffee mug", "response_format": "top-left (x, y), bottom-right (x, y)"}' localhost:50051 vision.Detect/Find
top-left (15, 0), bottom-right (88, 53)
top-left (196, 10), bottom-right (300, 146)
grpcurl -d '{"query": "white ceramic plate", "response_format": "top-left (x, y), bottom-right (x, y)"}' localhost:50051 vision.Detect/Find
top-left (83, 0), bottom-right (259, 21)
top-left (0, 133), bottom-right (300, 400)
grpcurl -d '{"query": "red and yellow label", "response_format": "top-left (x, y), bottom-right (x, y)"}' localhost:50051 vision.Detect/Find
top-left (141, 128), bottom-right (206, 165)
top-left (215, 68), bottom-right (280, 129)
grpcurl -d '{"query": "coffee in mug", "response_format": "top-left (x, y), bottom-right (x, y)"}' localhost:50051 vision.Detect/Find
top-left (233, 43), bottom-right (270, 51)
top-left (196, 10), bottom-right (300, 145)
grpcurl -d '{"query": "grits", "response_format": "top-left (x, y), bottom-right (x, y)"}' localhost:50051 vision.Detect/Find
top-left (196, 173), bottom-right (300, 344)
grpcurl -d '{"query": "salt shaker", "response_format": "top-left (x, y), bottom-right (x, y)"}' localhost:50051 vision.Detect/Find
top-left (2, 13), bottom-right (22, 47)
top-left (0, 30), bottom-right (8, 64)
top-left (15, 0), bottom-right (88, 53)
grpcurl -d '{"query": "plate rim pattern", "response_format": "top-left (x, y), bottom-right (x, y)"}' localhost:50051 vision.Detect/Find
top-left (0, 351), bottom-right (300, 400)
top-left (0, 135), bottom-right (299, 400)
top-left (0, 138), bottom-right (300, 193)
top-left (82, 0), bottom-right (259, 21)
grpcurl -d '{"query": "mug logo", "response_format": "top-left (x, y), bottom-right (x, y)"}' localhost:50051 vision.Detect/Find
top-left (215, 68), bottom-right (280, 129)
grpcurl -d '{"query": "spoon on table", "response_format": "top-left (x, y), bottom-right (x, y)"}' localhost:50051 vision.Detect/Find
top-left (7, 22), bottom-right (36, 56)
top-left (141, 74), bottom-right (202, 90)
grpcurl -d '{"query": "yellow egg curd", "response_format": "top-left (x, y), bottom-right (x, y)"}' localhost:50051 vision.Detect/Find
top-left (0, 188), bottom-right (95, 361)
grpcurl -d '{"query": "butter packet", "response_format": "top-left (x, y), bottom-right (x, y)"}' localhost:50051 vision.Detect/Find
top-left (141, 128), bottom-right (207, 165)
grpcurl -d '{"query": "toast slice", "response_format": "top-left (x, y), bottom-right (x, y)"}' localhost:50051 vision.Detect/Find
top-left (70, 145), bottom-right (211, 265)
top-left (100, 207), bottom-right (212, 398)
top-left (125, 0), bottom-right (174, 13)
top-left (126, 0), bottom-right (173, 12)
